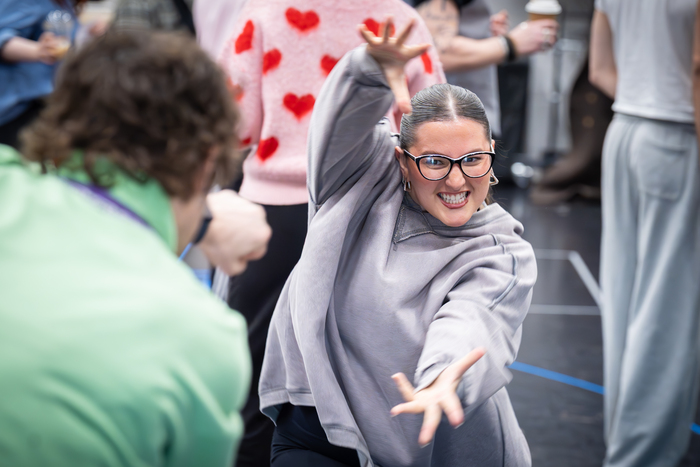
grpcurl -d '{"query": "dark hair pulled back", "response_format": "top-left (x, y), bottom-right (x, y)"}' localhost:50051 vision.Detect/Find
top-left (399, 83), bottom-right (491, 150)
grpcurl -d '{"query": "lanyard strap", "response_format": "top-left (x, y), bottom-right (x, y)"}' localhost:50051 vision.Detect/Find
top-left (63, 178), bottom-right (151, 230)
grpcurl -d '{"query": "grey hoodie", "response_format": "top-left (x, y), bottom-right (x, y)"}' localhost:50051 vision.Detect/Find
top-left (259, 46), bottom-right (536, 467)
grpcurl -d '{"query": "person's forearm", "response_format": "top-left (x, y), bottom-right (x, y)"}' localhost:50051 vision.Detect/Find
top-left (589, 10), bottom-right (616, 100)
top-left (588, 67), bottom-right (616, 100)
top-left (0, 36), bottom-right (40, 62)
top-left (438, 36), bottom-right (506, 73)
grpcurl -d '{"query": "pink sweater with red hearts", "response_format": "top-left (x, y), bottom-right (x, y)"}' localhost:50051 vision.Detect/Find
top-left (219, 0), bottom-right (445, 205)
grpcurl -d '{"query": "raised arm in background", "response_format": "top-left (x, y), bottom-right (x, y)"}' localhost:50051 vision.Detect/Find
top-left (416, 0), bottom-right (558, 72)
top-left (589, 9), bottom-right (616, 100)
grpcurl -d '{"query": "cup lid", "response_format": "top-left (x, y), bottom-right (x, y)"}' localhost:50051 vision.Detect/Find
top-left (525, 0), bottom-right (562, 15)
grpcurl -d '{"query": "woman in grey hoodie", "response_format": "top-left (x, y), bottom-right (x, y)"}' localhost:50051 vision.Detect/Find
top-left (258, 18), bottom-right (537, 467)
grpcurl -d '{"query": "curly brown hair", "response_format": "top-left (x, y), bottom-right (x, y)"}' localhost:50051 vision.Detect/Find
top-left (21, 29), bottom-right (240, 199)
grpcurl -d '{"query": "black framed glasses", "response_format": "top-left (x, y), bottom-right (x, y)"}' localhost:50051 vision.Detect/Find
top-left (403, 148), bottom-right (495, 181)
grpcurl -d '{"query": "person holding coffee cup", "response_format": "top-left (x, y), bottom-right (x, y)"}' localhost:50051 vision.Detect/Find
top-left (413, 0), bottom-right (558, 138)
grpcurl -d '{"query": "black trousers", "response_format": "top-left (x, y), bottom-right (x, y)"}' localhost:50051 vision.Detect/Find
top-left (0, 99), bottom-right (44, 149)
top-left (271, 405), bottom-right (361, 467)
top-left (229, 203), bottom-right (308, 467)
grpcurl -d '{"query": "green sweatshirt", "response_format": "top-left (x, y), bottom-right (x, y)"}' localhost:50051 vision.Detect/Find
top-left (0, 145), bottom-right (251, 467)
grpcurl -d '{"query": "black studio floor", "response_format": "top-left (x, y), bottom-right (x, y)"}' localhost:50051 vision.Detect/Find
top-left (492, 184), bottom-right (700, 467)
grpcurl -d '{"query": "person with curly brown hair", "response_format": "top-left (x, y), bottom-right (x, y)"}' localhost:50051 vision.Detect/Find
top-left (0, 30), bottom-right (262, 467)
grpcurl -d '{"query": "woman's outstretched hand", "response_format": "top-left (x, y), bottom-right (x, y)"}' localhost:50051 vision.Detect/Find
top-left (390, 347), bottom-right (486, 446)
top-left (358, 17), bottom-right (431, 115)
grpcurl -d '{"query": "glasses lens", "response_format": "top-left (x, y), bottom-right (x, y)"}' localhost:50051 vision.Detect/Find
top-left (418, 155), bottom-right (451, 180)
top-left (461, 153), bottom-right (492, 177)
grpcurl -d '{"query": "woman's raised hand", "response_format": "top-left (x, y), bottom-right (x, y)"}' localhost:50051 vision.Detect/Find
top-left (390, 347), bottom-right (486, 446)
top-left (358, 17), bottom-right (431, 115)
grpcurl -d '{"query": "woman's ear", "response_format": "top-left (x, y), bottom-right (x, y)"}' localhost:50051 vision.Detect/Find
top-left (491, 138), bottom-right (496, 151)
top-left (395, 146), bottom-right (409, 179)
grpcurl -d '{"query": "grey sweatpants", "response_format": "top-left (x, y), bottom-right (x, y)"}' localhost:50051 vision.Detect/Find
top-left (600, 113), bottom-right (700, 467)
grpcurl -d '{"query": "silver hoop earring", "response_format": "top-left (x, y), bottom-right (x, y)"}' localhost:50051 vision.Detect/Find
top-left (489, 173), bottom-right (499, 186)
top-left (403, 179), bottom-right (412, 192)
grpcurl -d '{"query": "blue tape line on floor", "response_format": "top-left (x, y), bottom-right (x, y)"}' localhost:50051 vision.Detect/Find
top-left (509, 361), bottom-right (604, 394)
top-left (509, 361), bottom-right (700, 435)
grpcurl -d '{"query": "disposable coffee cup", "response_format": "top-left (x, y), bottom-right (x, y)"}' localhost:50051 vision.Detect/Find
top-left (525, 0), bottom-right (562, 21)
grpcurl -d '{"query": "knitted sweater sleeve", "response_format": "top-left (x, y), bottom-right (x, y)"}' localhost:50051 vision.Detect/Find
top-left (218, 11), bottom-right (264, 148)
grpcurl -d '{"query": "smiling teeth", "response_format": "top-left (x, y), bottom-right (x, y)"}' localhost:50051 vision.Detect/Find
top-left (439, 192), bottom-right (467, 204)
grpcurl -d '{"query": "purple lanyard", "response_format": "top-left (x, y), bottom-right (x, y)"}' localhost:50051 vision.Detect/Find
top-left (63, 179), bottom-right (151, 230)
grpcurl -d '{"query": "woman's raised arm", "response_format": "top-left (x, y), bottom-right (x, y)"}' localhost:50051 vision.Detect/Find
top-left (307, 19), bottom-right (430, 207)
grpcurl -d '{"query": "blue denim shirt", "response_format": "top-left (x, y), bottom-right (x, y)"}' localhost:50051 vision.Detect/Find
top-left (0, 0), bottom-right (75, 126)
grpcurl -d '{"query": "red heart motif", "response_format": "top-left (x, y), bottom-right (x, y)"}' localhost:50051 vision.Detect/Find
top-left (240, 137), bottom-right (252, 147)
top-left (283, 93), bottom-right (315, 119)
top-left (285, 8), bottom-right (319, 32)
top-left (256, 137), bottom-right (279, 161)
top-left (362, 18), bottom-right (395, 37)
top-left (320, 55), bottom-right (339, 76)
top-left (263, 49), bottom-right (282, 74)
top-left (421, 52), bottom-right (433, 74)
top-left (235, 20), bottom-right (254, 54)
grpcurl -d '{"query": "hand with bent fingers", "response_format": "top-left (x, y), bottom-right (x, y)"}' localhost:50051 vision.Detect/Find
top-left (358, 17), bottom-right (431, 115)
top-left (390, 347), bottom-right (486, 446)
